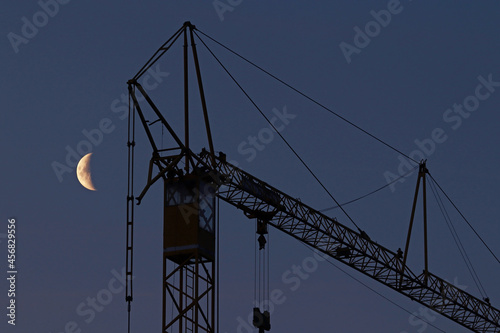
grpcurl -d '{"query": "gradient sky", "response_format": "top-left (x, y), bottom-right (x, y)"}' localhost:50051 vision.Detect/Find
top-left (2, 1), bottom-right (500, 332)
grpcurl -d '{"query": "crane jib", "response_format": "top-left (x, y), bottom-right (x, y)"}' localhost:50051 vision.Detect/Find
top-left (239, 175), bottom-right (281, 207)
top-left (198, 151), bottom-right (500, 332)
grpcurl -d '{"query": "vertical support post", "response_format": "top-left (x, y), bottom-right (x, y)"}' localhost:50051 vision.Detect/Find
top-left (184, 28), bottom-right (190, 173)
top-left (188, 24), bottom-right (216, 166)
top-left (422, 164), bottom-right (429, 284)
top-left (180, 266), bottom-right (184, 333)
top-left (125, 85), bottom-right (136, 333)
top-left (211, 250), bottom-right (216, 333)
top-left (400, 172), bottom-right (421, 287)
top-left (162, 251), bottom-right (166, 332)
top-left (399, 162), bottom-right (429, 287)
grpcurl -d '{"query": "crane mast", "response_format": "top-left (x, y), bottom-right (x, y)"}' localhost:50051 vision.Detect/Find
top-left (126, 21), bottom-right (500, 332)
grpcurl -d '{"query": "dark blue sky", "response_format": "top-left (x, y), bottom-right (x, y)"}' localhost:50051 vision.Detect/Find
top-left (2, 1), bottom-right (500, 332)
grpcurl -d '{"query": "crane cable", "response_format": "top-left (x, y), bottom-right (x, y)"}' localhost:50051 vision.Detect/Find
top-left (194, 27), bottom-right (500, 264)
top-left (194, 31), bottom-right (364, 233)
top-left (194, 28), bottom-right (419, 166)
top-left (267, 230), bottom-right (270, 312)
top-left (216, 197), bottom-right (220, 333)
top-left (194, 28), bottom-right (500, 271)
top-left (254, 223), bottom-right (257, 306)
top-left (254, 222), bottom-right (271, 312)
top-left (427, 176), bottom-right (488, 299)
top-left (320, 165), bottom-right (419, 212)
top-left (190, 27), bottom-right (498, 330)
top-left (428, 173), bottom-right (500, 266)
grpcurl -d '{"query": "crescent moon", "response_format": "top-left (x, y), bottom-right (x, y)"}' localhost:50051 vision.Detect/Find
top-left (76, 153), bottom-right (97, 191)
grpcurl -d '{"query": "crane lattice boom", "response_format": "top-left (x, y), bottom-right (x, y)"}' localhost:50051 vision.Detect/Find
top-left (126, 22), bottom-right (500, 332)
top-left (193, 151), bottom-right (499, 332)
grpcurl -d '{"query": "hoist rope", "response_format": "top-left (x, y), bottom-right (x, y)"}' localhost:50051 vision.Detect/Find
top-left (321, 165), bottom-right (418, 212)
top-left (428, 173), bottom-right (500, 265)
top-left (195, 28), bottom-right (419, 165)
top-left (427, 177), bottom-right (487, 299)
top-left (194, 28), bottom-right (500, 279)
top-left (194, 30), bottom-right (364, 233)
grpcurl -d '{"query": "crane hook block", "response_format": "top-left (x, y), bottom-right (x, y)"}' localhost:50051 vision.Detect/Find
top-left (257, 219), bottom-right (268, 250)
top-left (253, 307), bottom-right (271, 332)
top-left (257, 219), bottom-right (269, 235)
top-left (258, 234), bottom-right (267, 250)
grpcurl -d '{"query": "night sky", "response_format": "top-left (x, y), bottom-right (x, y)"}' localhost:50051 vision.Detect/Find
top-left (2, 1), bottom-right (500, 332)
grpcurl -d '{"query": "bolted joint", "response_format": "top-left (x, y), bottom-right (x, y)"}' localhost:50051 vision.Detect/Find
top-left (183, 21), bottom-right (196, 30)
top-left (419, 160), bottom-right (428, 174)
top-left (396, 248), bottom-right (403, 260)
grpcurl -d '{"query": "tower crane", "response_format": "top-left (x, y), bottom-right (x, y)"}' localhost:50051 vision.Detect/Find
top-left (125, 22), bottom-right (500, 332)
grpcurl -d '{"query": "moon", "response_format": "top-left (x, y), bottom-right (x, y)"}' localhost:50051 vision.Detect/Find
top-left (76, 153), bottom-right (97, 191)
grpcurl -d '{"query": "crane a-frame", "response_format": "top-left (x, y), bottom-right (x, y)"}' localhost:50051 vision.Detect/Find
top-left (125, 22), bottom-right (500, 332)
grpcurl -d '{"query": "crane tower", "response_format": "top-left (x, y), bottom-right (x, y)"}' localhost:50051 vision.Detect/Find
top-left (126, 22), bottom-right (220, 332)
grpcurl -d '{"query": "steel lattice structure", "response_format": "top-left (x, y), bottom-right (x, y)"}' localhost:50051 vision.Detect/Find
top-left (126, 21), bottom-right (500, 333)
top-left (194, 151), bottom-right (500, 333)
